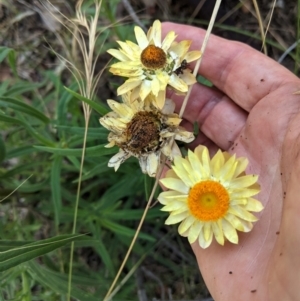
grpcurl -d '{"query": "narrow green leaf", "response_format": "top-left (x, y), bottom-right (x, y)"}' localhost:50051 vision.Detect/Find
top-left (0, 234), bottom-right (85, 272)
top-left (27, 261), bottom-right (102, 301)
top-left (3, 81), bottom-right (44, 97)
top-left (1, 162), bottom-right (43, 178)
top-left (51, 156), bottom-right (62, 226)
top-left (3, 178), bottom-right (48, 193)
top-left (34, 144), bottom-right (117, 157)
top-left (0, 241), bottom-right (34, 252)
top-left (0, 114), bottom-right (55, 147)
top-left (0, 47), bottom-right (17, 75)
top-left (101, 219), bottom-right (155, 242)
top-left (0, 96), bottom-right (50, 123)
top-left (64, 86), bottom-right (109, 116)
top-left (0, 135), bottom-right (6, 164)
top-left (56, 125), bottom-right (109, 139)
top-left (6, 146), bottom-right (35, 159)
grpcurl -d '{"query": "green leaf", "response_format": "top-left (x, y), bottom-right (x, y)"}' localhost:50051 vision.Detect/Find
top-left (0, 241), bottom-right (34, 252)
top-left (34, 144), bottom-right (117, 157)
top-left (101, 219), bottom-right (155, 242)
top-left (51, 156), bottom-right (62, 226)
top-left (0, 47), bottom-right (17, 76)
top-left (3, 81), bottom-right (44, 97)
top-left (0, 114), bottom-right (55, 147)
top-left (0, 234), bottom-right (86, 272)
top-left (56, 125), bottom-right (109, 139)
top-left (0, 135), bottom-right (6, 164)
top-left (27, 261), bottom-right (102, 301)
top-left (64, 86), bottom-right (109, 116)
top-left (0, 96), bottom-right (50, 123)
top-left (6, 146), bottom-right (35, 159)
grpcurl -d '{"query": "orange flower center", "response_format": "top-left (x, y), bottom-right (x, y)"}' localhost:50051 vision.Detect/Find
top-left (140, 45), bottom-right (167, 69)
top-left (188, 180), bottom-right (230, 221)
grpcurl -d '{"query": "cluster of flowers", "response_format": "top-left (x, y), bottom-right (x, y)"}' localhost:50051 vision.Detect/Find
top-left (100, 20), bottom-right (263, 248)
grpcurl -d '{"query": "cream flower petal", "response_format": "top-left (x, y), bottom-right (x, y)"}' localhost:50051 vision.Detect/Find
top-left (139, 156), bottom-right (147, 174)
top-left (161, 201), bottom-right (187, 212)
top-left (165, 211), bottom-right (190, 225)
top-left (212, 220), bottom-right (225, 245)
top-left (180, 70), bottom-right (197, 85)
top-left (155, 90), bottom-right (166, 110)
top-left (146, 152), bottom-right (159, 177)
top-left (200, 224), bottom-right (213, 248)
top-left (107, 49), bottom-right (130, 61)
top-left (158, 191), bottom-right (187, 205)
top-left (225, 213), bottom-right (246, 232)
top-left (178, 215), bottom-right (196, 235)
top-left (230, 188), bottom-right (261, 199)
top-left (162, 31), bottom-right (177, 51)
top-left (187, 221), bottom-right (203, 244)
top-left (185, 50), bottom-right (202, 62)
top-left (242, 198), bottom-right (264, 212)
top-left (228, 206), bottom-right (258, 222)
top-left (222, 219), bottom-right (238, 244)
top-left (200, 146), bottom-right (211, 175)
top-left (108, 150), bottom-right (130, 171)
top-left (117, 80), bottom-right (142, 95)
top-left (220, 155), bottom-right (238, 181)
top-left (233, 157), bottom-right (248, 178)
top-left (229, 175), bottom-right (259, 189)
top-left (168, 74), bottom-right (188, 92)
top-left (116, 40), bottom-right (134, 56)
top-left (149, 20), bottom-right (162, 46)
top-left (174, 130), bottom-right (195, 143)
top-left (172, 157), bottom-right (194, 187)
top-left (134, 26), bottom-right (149, 49)
top-left (151, 77), bottom-right (160, 96)
top-left (238, 219), bottom-right (253, 232)
top-left (160, 178), bottom-right (189, 194)
top-left (139, 80), bottom-right (152, 101)
top-left (107, 99), bottom-right (134, 117)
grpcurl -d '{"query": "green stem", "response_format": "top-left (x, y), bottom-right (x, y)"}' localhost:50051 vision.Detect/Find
top-left (21, 271), bottom-right (31, 301)
top-left (67, 118), bottom-right (89, 301)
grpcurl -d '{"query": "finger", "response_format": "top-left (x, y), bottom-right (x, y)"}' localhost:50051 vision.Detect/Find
top-left (170, 83), bottom-right (248, 150)
top-left (163, 22), bottom-right (299, 112)
top-left (180, 119), bottom-right (219, 152)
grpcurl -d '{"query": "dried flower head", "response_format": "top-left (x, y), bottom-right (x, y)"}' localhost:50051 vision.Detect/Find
top-left (107, 20), bottom-right (201, 108)
top-left (99, 93), bottom-right (194, 177)
top-left (158, 145), bottom-right (263, 248)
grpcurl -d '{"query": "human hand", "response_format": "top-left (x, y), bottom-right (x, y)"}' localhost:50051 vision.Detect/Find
top-left (162, 22), bottom-right (300, 301)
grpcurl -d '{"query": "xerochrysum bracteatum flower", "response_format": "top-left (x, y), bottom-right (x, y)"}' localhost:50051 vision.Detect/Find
top-left (107, 20), bottom-right (201, 109)
top-left (99, 93), bottom-right (194, 177)
top-left (158, 145), bottom-right (264, 248)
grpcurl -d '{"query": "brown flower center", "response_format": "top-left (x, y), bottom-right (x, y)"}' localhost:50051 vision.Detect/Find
top-left (140, 45), bottom-right (167, 70)
top-left (188, 180), bottom-right (230, 221)
top-left (125, 111), bottom-right (161, 154)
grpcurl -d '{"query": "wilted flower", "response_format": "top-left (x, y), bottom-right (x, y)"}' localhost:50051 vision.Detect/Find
top-left (107, 20), bottom-right (201, 108)
top-left (99, 93), bottom-right (194, 177)
top-left (158, 145), bottom-right (263, 248)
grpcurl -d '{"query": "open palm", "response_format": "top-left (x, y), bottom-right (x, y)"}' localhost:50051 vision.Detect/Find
top-left (163, 22), bottom-right (300, 301)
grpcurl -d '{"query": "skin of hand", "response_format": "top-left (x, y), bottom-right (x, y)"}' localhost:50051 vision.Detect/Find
top-left (162, 22), bottom-right (300, 301)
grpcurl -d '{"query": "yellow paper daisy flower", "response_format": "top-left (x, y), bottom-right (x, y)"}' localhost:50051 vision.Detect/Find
top-left (158, 145), bottom-right (263, 248)
top-left (99, 93), bottom-right (194, 177)
top-left (107, 20), bottom-right (201, 109)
